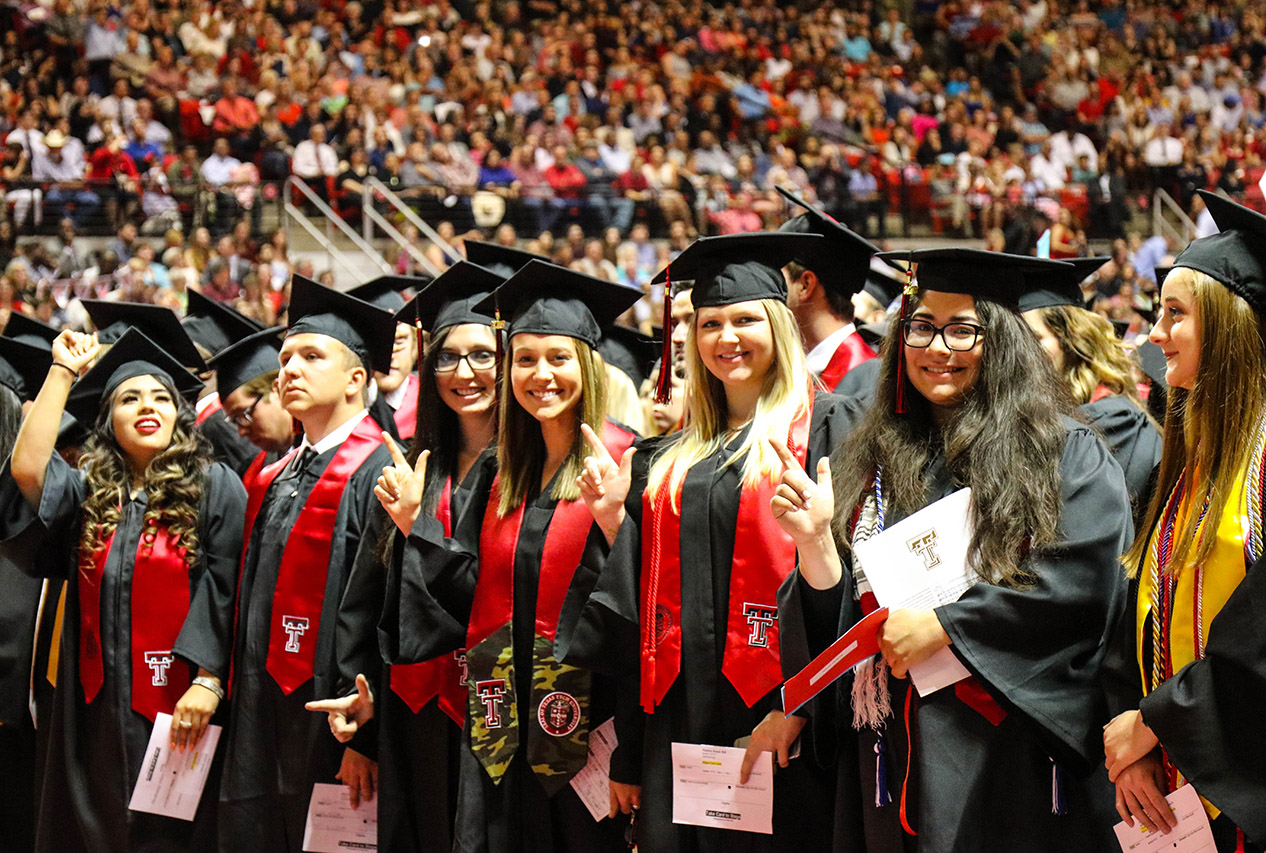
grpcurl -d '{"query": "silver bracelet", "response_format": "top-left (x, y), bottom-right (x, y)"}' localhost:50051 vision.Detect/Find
top-left (192, 676), bottom-right (225, 701)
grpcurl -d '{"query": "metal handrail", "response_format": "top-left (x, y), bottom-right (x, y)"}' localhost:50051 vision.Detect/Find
top-left (1152, 188), bottom-right (1196, 246)
top-left (284, 177), bottom-right (393, 275)
top-left (283, 199), bottom-right (371, 283)
top-left (362, 177), bottom-right (458, 269)
top-left (362, 203), bottom-right (444, 276)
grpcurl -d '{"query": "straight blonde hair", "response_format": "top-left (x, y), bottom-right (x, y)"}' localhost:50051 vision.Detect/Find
top-left (648, 299), bottom-right (811, 508)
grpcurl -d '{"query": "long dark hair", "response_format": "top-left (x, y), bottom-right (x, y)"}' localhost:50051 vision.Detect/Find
top-left (0, 384), bottom-right (22, 462)
top-left (832, 296), bottom-right (1070, 587)
top-left (79, 374), bottom-right (213, 567)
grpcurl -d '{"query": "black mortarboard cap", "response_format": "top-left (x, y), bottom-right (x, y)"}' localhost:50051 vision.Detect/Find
top-left (183, 289), bottom-right (264, 356)
top-left (861, 258), bottom-right (906, 308)
top-left (776, 185), bottom-right (879, 296)
top-left (207, 326), bottom-right (284, 403)
top-left (0, 337), bottom-right (52, 401)
top-left (1016, 257), bottom-right (1111, 312)
top-left (2, 313), bottom-right (59, 350)
top-left (1172, 190), bottom-right (1266, 315)
top-left (286, 275), bottom-right (397, 374)
top-left (473, 260), bottom-right (643, 347)
top-left (82, 299), bottom-right (207, 371)
top-left (64, 328), bottom-right (205, 426)
top-left (649, 233), bottom-right (826, 308)
top-left (875, 249), bottom-right (1074, 307)
top-left (463, 241), bottom-right (548, 280)
top-left (600, 324), bottom-right (660, 388)
top-left (56, 411), bottom-right (87, 451)
top-left (1155, 266), bottom-right (1172, 285)
top-left (349, 275), bottom-right (431, 314)
top-left (399, 262), bottom-right (504, 333)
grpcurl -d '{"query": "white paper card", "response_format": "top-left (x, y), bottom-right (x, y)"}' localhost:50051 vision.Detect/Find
top-left (670, 742), bottom-right (773, 834)
top-left (570, 716), bottom-right (618, 822)
top-left (852, 488), bottom-right (977, 696)
top-left (302, 783), bottom-right (378, 853)
top-left (1113, 785), bottom-right (1216, 853)
top-left (128, 712), bottom-right (221, 822)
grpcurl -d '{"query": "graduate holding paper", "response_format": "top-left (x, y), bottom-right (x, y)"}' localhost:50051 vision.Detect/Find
top-left (0, 328), bottom-right (247, 851)
top-left (772, 249), bottom-right (1132, 851)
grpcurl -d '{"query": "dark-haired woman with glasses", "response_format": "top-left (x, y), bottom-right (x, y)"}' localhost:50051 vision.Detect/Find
top-left (771, 250), bottom-right (1132, 850)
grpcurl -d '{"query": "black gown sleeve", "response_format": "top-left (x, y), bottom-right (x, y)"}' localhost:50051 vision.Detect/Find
top-left (1138, 553), bottom-right (1266, 843)
top-left (934, 424), bottom-right (1133, 769)
top-left (0, 455), bottom-right (86, 580)
top-left (172, 462), bottom-right (249, 679)
top-left (1078, 396), bottom-right (1163, 508)
top-left (199, 410), bottom-right (263, 478)
top-left (336, 505), bottom-right (393, 699)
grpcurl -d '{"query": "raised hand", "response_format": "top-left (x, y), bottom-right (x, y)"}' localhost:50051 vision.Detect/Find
top-left (576, 422), bottom-right (634, 546)
top-left (768, 438), bottom-right (835, 546)
top-left (305, 673), bottom-right (375, 743)
top-left (374, 433), bottom-right (429, 535)
top-left (50, 329), bottom-right (100, 376)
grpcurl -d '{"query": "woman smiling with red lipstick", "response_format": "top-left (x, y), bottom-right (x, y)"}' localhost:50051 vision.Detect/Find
top-left (0, 327), bottom-right (247, 851)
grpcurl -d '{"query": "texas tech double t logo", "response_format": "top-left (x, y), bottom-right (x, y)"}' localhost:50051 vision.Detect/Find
top-left (476, 678), bottom-right (508, 728)
top-left (742, 603), bottom-right (778, 648)
top-left (144, 651), bottom-right (174, 687)
top-left (281, 616), bottom-right (309, 653)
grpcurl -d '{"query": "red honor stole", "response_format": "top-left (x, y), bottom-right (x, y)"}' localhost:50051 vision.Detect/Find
top-left (391, 374), bottom-right (420, 440)
top-left (195, 396), bottom-right (223, 426)
top-left (390, 477), bottom-right (468, 725)
top-left (80, 520), bottom-right (192, 721)
top-left (242, 451), bottom-right (268, 489)
top-left (818, 331), bottom-right (876, 393)
top-left (641, 403), bottom-right (813, 712)
top-left (240, 416), bottom-right (384, 694)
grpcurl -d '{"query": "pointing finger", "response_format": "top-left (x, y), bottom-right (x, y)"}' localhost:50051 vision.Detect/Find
top-left (581, 423), bottom-right (614, 464)
top-left (767, 437), bottom-right (803, 473)
top-left (383, 433), bottom-right (409, 469)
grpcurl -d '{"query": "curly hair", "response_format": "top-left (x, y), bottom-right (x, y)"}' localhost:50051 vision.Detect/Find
top-left (1038, 305), bottom-right (1145, 408)
top-left (78, 374), bottom-right (214, 570)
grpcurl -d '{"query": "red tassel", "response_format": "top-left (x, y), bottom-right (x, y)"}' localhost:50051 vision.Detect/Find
top-left (894, 261), bottom-right (917, 415)
top-left (414, 316), bottom-right (425, 439)
top-left (654, 263), bottom-right (674, 405)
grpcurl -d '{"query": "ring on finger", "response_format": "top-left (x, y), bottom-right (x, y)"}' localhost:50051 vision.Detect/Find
top-left (179, 720), bottom-right (193, 728)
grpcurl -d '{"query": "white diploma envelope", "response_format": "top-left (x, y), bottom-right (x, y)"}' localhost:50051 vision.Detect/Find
top-left (671, 742), bottom-right (773, 834)
top-left (1113, 784), bottom-right (1215, 852)
top-left (128, 712), bottom-right (221, 822)
top-left (852, 488), bottom-right (977, 696)
top-left (302, 783), bottom-right (378, 853)
top-left (570, 716), bottom-right (618, 822)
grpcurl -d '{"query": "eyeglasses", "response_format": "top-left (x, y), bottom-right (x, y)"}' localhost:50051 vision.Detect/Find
top-left (902, 319), bottom-right (985, 352)
top-left (228, 394), bottom-right (263, 428)
top-left (435, 349), bottom-right (497, 372)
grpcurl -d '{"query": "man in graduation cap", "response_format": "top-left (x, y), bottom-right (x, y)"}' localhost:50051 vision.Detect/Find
top-left (218, 276), bottom-right (396, 852)
top-left (776, 185), bottom-right (887, 393)
top-left (208, 327), bottom-right (297, 482)
top-left (2, 312), bottom-right (61, 351)
top-left (347, 275), bottom-right (431, 441)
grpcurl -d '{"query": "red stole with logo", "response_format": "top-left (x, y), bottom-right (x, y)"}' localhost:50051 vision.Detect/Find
top-left (240, 416), bottom-right (384, 694)
top-left (390, 477), bottom-right (468, 725)
top-left (818, 331), bottom-right (876, 393)
top-left (80, 520), bottom-right (192, 721)
top-left (641, 403), bottom-right (812, 712)
top-left (391, 374), bottom-right (420, 440)
top-left (195, 396), bottom-right (223, 426)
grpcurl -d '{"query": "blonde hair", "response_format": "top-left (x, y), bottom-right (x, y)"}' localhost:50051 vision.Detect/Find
top-left (1039, 305), bottom-right (1144, 407)
top-left (648, 299), bottom-right (810, 508)
top-left (1125, 268), bottom-right (1266, 575)
top-left (496, 336), bottom-right (609, 516)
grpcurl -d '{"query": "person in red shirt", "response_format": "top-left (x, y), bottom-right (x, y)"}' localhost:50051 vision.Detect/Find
top-left (213, 77), bottom-right (261, 160)
top-left (86, 135), bottom-right (141, 228)
top-left (543, 144), bottom-right (588, 232)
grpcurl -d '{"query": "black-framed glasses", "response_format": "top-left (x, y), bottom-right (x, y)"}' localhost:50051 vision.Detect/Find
top-left (902, 319), bottom-right (985, 352)
top-left (228, 395), bottom-right (263, 428)
top-left (435, 349), bottom-right (497, 372)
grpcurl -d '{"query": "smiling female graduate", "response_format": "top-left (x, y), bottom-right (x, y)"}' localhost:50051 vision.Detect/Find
top-left (560, 232), bottom-right (862, 853)
top-left (0, 327), bottom-right (247, 852)
top-left (369, 259), bottom-right (642, 852)
top-left (1103, 191), bottom-right (1266, 852)
top-left (769, 249), bottom-right (1133, 851)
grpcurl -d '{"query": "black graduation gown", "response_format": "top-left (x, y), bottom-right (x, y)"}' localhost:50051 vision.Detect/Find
top-left (1078, 395), bottom-right (1162, 510)
top-left (0, 543), bottom-right (44, 852)
top-left (218, 435), bottom-right (392, 853)
top-left (833, 358), bottom-right (882, 405)
top-left (380, 455), bottom-right (626, 853)
top-left (785, 419), bottom-right (1132, 852)
top-left (0, 455), bottom-right (247, 853)
top-left (199, 408), bottom-right (264, 478)
top-left (336, 456), bottom-right (490, 853)
top-left (369, 393), bottom-right (402, 443)
top-left (558, 392), bottom-right (861, 853)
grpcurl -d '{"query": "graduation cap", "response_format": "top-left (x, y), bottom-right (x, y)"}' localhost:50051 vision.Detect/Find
top-left (182, 289), bottom-right (265, 357)
top-left (861, 257), bottom-right (906, 309)
top-left (463, 241), bottom-right (548, 279)
top-left (1016, 257), bottom-right (1111, 312)
top-left (56, 411), bottom-right (88, 451)
top-left (207, 326), bottom-right (284, 404)
top-left (64, 327), bottom-right (205, 426)
top-left (1154, 266), bottom-right (1172, 285)
top-left (1172, 190), bottom-right (1266, 315)
top-left (874, 249), bottom-right (1075, 307)
top-left (348, 275), bottom-right (432, 314)
top-left (600, 324), bottom-right (661, 388)
top-left (399, 262), bottom-right (505, 334)
top-left (82, 299), bottom-right (207, 372)
top-left (2, 312), bottom-right (60, 350)
top-left (649, 232), bottom-right (825, 308)
top-left (472, 260), bottom-right (643, 348)
top-left (0, 336), bottom-right (52, 401)
top-left (776, 185), bottom-right (880, 296)
top-left (287, 275), bottom-right (397, 374)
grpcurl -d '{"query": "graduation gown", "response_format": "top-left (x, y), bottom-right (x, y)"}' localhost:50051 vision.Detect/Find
top-left (0, 543), bottom-right (47, 852)
top-left (558, 392), bottom-right (861, 853)
top-left (218, 424), bottom-right (392, 853)
top-left (1078, 395), bottom-right (1162, 509)
top-left (199, 407), bottom-right (264, 478)
top-left (0, 455), bottom-right (247, 853)
top-left (833, 357), bottom-right (882, 405)
top-left (786, 420), bottom-right (1131, 852)
top-left (337, 457), bottom-right (488, 853)
top-left (380, 442), bottom-right (628, 853)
